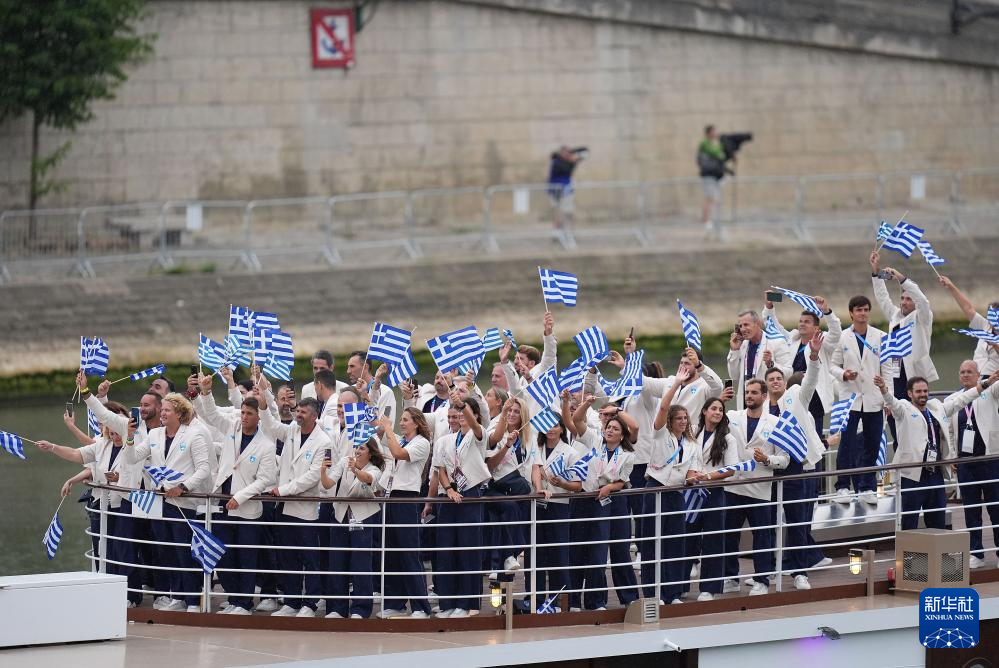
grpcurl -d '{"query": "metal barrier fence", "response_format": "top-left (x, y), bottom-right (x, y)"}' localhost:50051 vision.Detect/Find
top-left (3, 167), bottom-right (997, 283)
top-left (82, 453), bottom-right (999, 618)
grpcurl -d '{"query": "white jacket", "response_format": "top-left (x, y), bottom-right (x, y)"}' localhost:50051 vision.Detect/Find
top-left (767, 356), bottom-right (825, 470)
top-left (727, 335), bottom-right (794, 410)
top-left (194, 394), bottom-right (277, 520)
top-left (970, 313), bottom-right (999, 375)
top-left (502, 333), bottom-right (558, 414)
top-left (330, 459), bottom-right (381, 523)
top-left (883, 387), bottom-right (979, 482)
top-left (873, 277), bottom-right (938, 383)
top-left (259, 409), bottom-right (331, 521)
top-left (945, 382), bottom-right (999, 455)
top-left (830, 324), bottom-right (890, 412)
top-left (725, 410), bottom-right (787, 500)
top-left (761, 305), bottom-right (843, 410)
top-left (79, 436), bottom-right (144, 508)
top-left (126, 423), bottom-right (212, 510)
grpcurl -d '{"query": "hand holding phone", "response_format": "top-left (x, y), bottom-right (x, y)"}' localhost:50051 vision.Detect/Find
top-left (765, 291), bottom-right (783, 303)
top-left (65, 402), bottom-right (74, 418)
top-left (130, 407), bottom-right (141, 426)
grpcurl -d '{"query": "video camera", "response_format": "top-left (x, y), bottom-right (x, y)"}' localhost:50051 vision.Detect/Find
top-left (720, 133), bottom-right (753, 160)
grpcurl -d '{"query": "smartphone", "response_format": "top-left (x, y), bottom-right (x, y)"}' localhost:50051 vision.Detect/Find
top-left (733, 323), bottom-right (743, 338)
top-left (130, 407), bottom-right (141, 426)
top-left (765, 291), bottom-right (783, 303)
top-left (421, 514), bottom-right (436, 525)
top-left (874, 270), bottom-right (891, 280)
top-left (190, 364), bottom-right (199, 376)
top-left (65, 402), bottom-right (74, 417)
top-left (724, 379), bottom-right (734, 390)
top-left (628, 327), bottom-right (634, 340)
top-left (324, 448), bottom-right (332, 462)
top-left (382, 406), bottom-right (391, 417)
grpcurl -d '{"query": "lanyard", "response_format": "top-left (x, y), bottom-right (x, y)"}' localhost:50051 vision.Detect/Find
top-left (453, 431), bottom-right (465, 468)
top-left (964, 405), bottom-right (975, 428)
top-left (924, 410), bottom-right (937, 448)
top-left (855, 332), bottom-right (877, 356)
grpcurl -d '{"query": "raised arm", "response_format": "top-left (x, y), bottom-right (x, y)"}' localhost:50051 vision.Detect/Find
top-left (63, 410), bottom-right (96, 446)
top-left (938, 275), bottom-right (980, 324)
top-left (195, 375), bottom-right (239, 434)
top-left (653, 367), bottom-right (690, 431)
top-left (798, 331), bottom-right (824, 406)
top-left (539, 311), bottom-right (558, 372)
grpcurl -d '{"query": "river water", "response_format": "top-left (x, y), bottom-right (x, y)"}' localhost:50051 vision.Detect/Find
top-left (0, 347), bottom-right (976, 576)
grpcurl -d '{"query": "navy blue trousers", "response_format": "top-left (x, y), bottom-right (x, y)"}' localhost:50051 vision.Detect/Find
top-left (536, 501), bottom-right (570, 600)
top-left (957, 460), bottom-right (999, 558)
top-left (383, 491), bottom-right (431, 614)
top-left (328, 513), bottom-right (377, 618)
top-left (836, 410), bottom-right (883, 493)
top-left (255, 501), bottom-right (282, 599)
top-left (112, 500), bottom-right (144, 604)
top-left (214, 511), bottom-right (261, 611)
top-left (901, 469), bottom-right (946, 530)
top-left (775, 478), bottom-right (825, 576)
top-left (436, 487), bottom-right (483, 612)
top-left (277, 511), bottom-right (321, 611)
top-left (151, 503), bottom-right (201, 606)
top-left (682, 488), bottom-right (727, 595)
top-left (723, 492), bottom-right (775, 586)
top-left (639, 486), bottom-right (685, 602)
top-left (578, 495), bottom-right (638, 609)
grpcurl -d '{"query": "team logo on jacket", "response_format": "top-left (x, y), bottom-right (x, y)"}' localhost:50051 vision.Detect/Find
top-left (689, 387), bottom-right (698, 395)
top-left (305, 452), bottom-right (313, 461)
top-left (249, 455), bottom-right (257, 463)
top-left (785, 398), bottom-right (793, 407)
top-left (762, 430), bottom-right (771, 439)
top-left (179, 443), bottom-right (187, 452)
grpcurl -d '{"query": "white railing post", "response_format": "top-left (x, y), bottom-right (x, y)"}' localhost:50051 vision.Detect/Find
top-left (379, 505), bottom-right (387, 615)
top-left (654, 490), bottom-right (661, 599)
top-left (529, 498), bottom-right (537, 613)
top-left (203, 503), bottom-right (214, 613)
top-left (98, 488), bottom-right (109, 574)
top-left (774, 480), bottom-right (784, 593)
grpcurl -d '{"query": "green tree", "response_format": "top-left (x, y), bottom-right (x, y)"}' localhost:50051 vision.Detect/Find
top-left (0, 0), bottom-right (155, 218)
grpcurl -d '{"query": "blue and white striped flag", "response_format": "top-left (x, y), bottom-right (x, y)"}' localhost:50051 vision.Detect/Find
top-left (573, 325), bottom-right (609, 369)
top-left (0, 430), bottom-right (26, 460)
top-left (87, 409), bottom-right (101, 438)
top-left (42, 511), bottom-right (63, 559)
top-left (877, 427), bottom-right (888, 481)
top-left (386, 350), bottom-right (418, 388)
top-left (917, 240), bottom-right (946, 266)
top-left (190, 521), bottom-right (226, 575)
top-left (342, 402), bottom-right (370, 430)
top-left (427, 326), bottom-right (485, 373)
top-left (250, 310), bottom-right (280, 331)
top-left (227, 306), bottom-right (254, 367)
top-left (198, 333), bottom-right (230, 371)
top-left (879, 323), bottom-right (914, 365)
top-left (144, 465), bottom-right (185, 487)
top-left (605, 350), bottom-right (644, 398)
top-left (683, 487), bottom-right (709, 524)
top-left (351, 422), bottom-right (378, 446)
top-left (876, 221), bottom-right (893, 240)
top-left (953, 328), bottom-right (999, 345)
top-left (567, 446), bottom-right (599, 482)
top-left (128, 364), bottom-right (166, 381)
top-left (457, 353), bottom-right (486, 378)
top-left (536, 585), bottom-right (565, 614)
top-left (677, 300), bottom-right (702, 350)
top-left (557, 357), bottom-right (586, 392)
top-left (502, 328), bottom-right (517, 349)
top-left (881, 221), bottom-right (924, 258)
top-left (481, 327), bottom-right (504, 352)
top-left (129, 489), bottom-right (157, 515)
top-left (368, 323), bottom-right (413, 363)
top-left (988, 305), bottom-right (999, 331)
top-left (828, 393), bottom-right (857, 434)
top-left (763, 316), bottom-right (788, 342)
top-left (525, 367), bottom-right (560, 408)
top-left (773, 286), bottom-right (823, 317)
top-left (80, 337), bottom-right (110, 377)
top-left (255, 328), bottom-right (294, 380)
top-left (714, 459), bottom-right (757, 474)
top-left (530, 407), bottom-right (560, 434)
top-left (538, 267), bottom-right (579, 307)
top-left (767, 411), bottom-right (808, 463)
top-left (547, 454), bottom-right (568, 480)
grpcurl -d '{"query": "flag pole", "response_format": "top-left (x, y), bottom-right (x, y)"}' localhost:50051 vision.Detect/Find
top-left (53, 494), bottom-right (69, 517)
top-left (538, 266), bottom-right (549, 313)
top-left (875, 210), bottom-right (909, 252)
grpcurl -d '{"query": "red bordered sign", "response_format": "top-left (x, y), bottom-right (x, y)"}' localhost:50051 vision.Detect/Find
top-left (310, 8), bottom-right (355, 69)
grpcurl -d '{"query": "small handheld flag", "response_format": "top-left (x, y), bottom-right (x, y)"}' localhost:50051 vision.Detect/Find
top-left (917, 240), bottom-right (946, 266)
top-left (351, 422), bottom-right (378, 446)
top-left (342, 402), bottom-right (370, 430)
top-left (877, 427), bottom-right (888, 481)
top-left (567, 447), bottom-right (598, 481)
top-left (457, 353), bottom-right (485, 378)
top-left (538, 267), bottom-right (579, 307)
top-left (772, 286), bottom-right (823, 317)
top-left (481, 328), bottom-right (504, 352)
top-left (129, 489), bottom-right (158, 515)
top-left (502, 328), bottom-right (517, 349)
top-left (677, 300), bottom-right (702, 350)
top-left (876, 221), bottom-right (893, 240)
top-left (126, 364), bottom-right (167, 382)
top-left (80, 337), bottom-right (110, 377)
top-left (879, 323), bottom-right (914, 365)
top-left (714, 459), bottom-right (757, 474)
top-left (368, 323), bottom-right (414, 363)
top-left (880, 221), bottom-right (924, 258)
top-left (426, 326), bottom-right (485, 373)
top-left (573, 325), bottom-right (609, 368)
top-left (144, 465), bottom-right (185, 487)
top-left (386, 350), bottom-right (418, 388)
top-left (537, 585), bottom-right (566, 614)
top-left (525, 367), bottom-right (560, 408)
top-left (0, 430), bottom-right (26, 459)
top-left (530, 407), bottom-right (560, 434)
top-left (189, 521), bottom-right (227, 574)
top-left (683, 487), bottom-right (709, 524)
top-left (42, 511), bottom-right (64, 560)
top-left (767, 411), bottom-right (808, 463)
top-left (954, 328), bottom-right (999, 345)
top-left (198, 334), bottom-right (234, 371)
top-left (87, 409), bottom-right (101, 438)
top-left (557, 357), bottom-right (586, 393)
top-left (763, 316), bottom-right (788, 342)
top-left (602, 350), bottom-right (645, 398)
top-left (988, 305), bottom-right (999, 331)
top-left (828, 393), bottom-right (857, 434)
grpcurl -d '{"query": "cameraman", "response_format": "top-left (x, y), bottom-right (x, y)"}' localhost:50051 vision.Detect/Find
top-left (548, 145), bottom-right (586, 233)
top-left (697, 125), bottom-right (728, 233)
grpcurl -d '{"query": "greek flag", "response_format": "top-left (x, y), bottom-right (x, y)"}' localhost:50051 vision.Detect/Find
top-left (144, 465), bottom-right (184, 487)
top-left (128, 364), bottom-right (166, 381)
top-left (876, 221), bottom-right (893, 240)
top-left (530, 407), bottom-right (560, 434)
top-left (387, 350), bottom-right (418, 388)
top-left (227, 306), bottom-right (254, 367)
top-left (426, 326), bottom-right (485, 373)
top-left (773, 286), bottom-right (823, 317)
top-left (879, 323), bottom-right (914, 365)
top-left (876, 427), bottom-right (888, 481)
top-left (198, 333), bottom-right (230, 370)
top-left (988, 305), bottom-right (999, 331)
top-left (763, 316), bottom-right (788, 342)
top-left (881, 221), bottom-right (924, 258)
top-left (457, 353), bottom-right (485, 378)
top-left (368, 323), bottom-right (413, 363)
top-left (677, 300), bottom-right (702, 350)
top-left (557, 357), bottom-right (586, 392)
top-left (953, 328), bottom-right (999, 345)
top-left (42, 512), bottom-right (63, 560)
top-left (917, 240), bottom-right (946, 266)
top-left (481, 327), bottom-right (504, 352)
top-left (606, 350), bottom-right (644, 398)
top-left (767, 411), bottom-right (808, 463)
top-left (250, 310), bottom-right (280, 331)
top-left (536, 585), bottom-right (565, 614)
top-left (567, 447), bottom-right (599, 482)
top-left (342, 402), bottom-right (370, 430)
top-left (573, 325), bottom-right (609, 368)
top-left (87, 409), bottom-right (102, 437)
top-left (502, 328), bottom-right (517, 349)
top-left (538, 267), bottom-right (579, 307)
top-left (0, 430), bottom-right (26, 460)
top-left (525, 367), bottom-right (560, 408)
top-left (547, 454), bottom-right (568, 479)
top-left (351, 422), bottom-right (378, 446)
top-left (714, 459), bottom-right (757, 474)
top-left (255, 328), bottom-right (294, 380)
top-left (828, 393), bottom-right (857, 434)
top-left (80, 337), bottom-right (110, 377)
top-left (129, 489), bottom-right (157, 515)
top-left (683, 488), bottom-right (709, 524)
top-left (190, 521), bottom-right (227, 575)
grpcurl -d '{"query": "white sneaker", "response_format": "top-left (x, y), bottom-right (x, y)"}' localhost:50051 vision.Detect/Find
top-left (690, 563), bottom-right (700, 580)
top-left (970, 555), bottom-right (985, 569)
top-left (326, 611), bottom-right (344, 619)
top-left (271, 605), bottom-right (298, 617)
top-left (186, 605), bottom-right (200, 613)
top-left (217, 605), bottom-right (234, 614)
top-left (295, 606), bottom-right (315, 618)
top-left (435, 609), bottom-right (453, 619)
top-left (722, 580), bottom-right (741, 594)
top-left (229, 606), bottom-right (251, 615)
top-left (126, 601), bottom-right (137, 609)
top-left (813, 556), bottom-right (833, 568)
top-left (153, 596), bottom-right (171, 609)
top-left (254, 598), bottom-right (280, 612)
top-left (860, 490), bottom-right (878, 505)
top-left (697, 592), bottom-right (714, 602)
top-left (376, 608), bottom-right (406, 619)
top-left (748, 582), bottom-right (768, 596)
top-left (350, 613), bottom-right (363, 619)
top-left (162, 599), bottom-right (186, 612)
top-left (504, 556), bottom-right (522, 572)
top-left (743, 578), bottom-right (755, 587)
top-left (670, 598), bottom-right (683, 605)
top-left (569, 606), bottom-right (582, 612)
top-left (408, 610), bottom-right (429, 619)
top-left (794, 575), bottom-right (811, 590)
top-left (833, 488), bottom-right (853, 504)
top-left (450, 608), bottom-right (468, 618)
